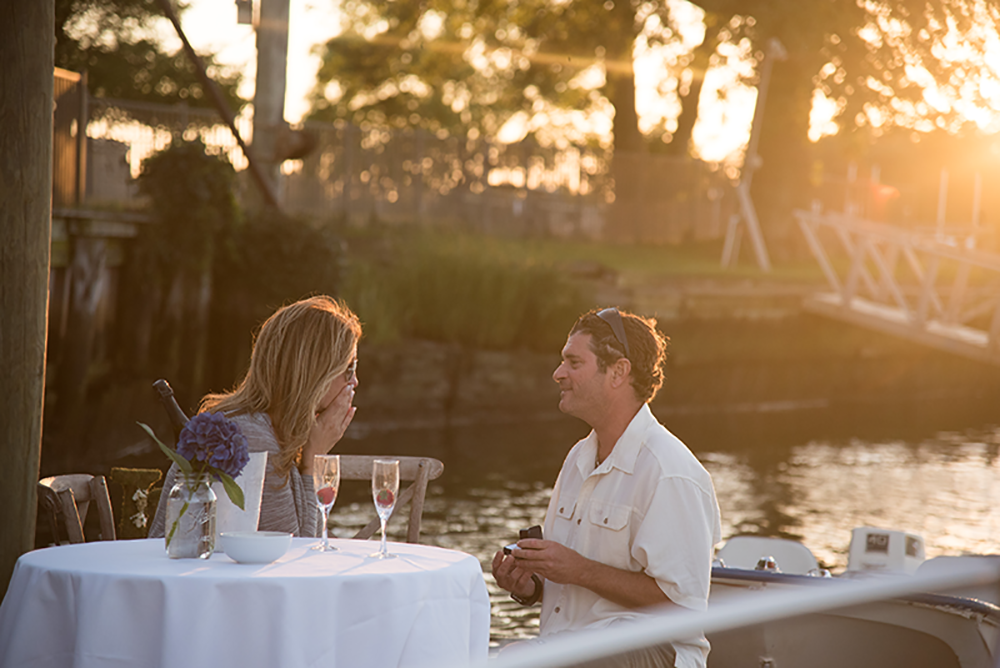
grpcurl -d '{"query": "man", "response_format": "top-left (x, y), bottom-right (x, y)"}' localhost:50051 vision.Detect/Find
top-left (492, 307), bottom-right (722, 668)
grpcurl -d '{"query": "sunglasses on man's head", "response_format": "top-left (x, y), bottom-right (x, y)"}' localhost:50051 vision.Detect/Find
top-left (596, 307), bottom-right (631, 360)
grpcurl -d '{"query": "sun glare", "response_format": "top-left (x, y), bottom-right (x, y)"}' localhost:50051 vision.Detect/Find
top-left (842, 0), bottom-right (1000, 136)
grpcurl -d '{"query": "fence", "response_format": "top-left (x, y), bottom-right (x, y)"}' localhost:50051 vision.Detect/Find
top-left (81, 96), bottom-right (737, 243)
top-left (53, 68), bottom-right (86, 208)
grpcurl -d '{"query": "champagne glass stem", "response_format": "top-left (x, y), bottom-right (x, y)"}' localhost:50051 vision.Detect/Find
top-left (321, 506), bottom-right (331, 550)
top-left (379, 516), bottom-right (388, 557)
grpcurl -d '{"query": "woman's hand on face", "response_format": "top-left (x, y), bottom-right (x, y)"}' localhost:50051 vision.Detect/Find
top-left (303, 381), bottom-right (356, 473)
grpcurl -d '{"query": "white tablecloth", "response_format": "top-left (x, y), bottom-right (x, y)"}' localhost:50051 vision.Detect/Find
top-left (0, 538), bottom-right (490, 668)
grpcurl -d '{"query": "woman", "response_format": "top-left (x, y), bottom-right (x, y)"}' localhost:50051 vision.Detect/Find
top-left (149, 295), bottom-right (361, 538)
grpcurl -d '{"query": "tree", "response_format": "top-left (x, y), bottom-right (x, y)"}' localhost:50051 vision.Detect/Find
top-left (309, 1), bottom-right (491, 134)
top-left (309, 1), bottom-right (703, 150)
top-left (690, 0), bottom-right (1000, 248)
top-left (308, 0), bottom-right (710, 240)
top-left (55, 0), bottom-right (244, 110)
top-left (309, 0), bottom-right (1000, 244)
top-left (132, 139), bottom-right (240, 397)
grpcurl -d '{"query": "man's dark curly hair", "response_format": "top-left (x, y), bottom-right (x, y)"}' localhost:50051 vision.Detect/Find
top-left (569, 308), bottom-right (669, 403)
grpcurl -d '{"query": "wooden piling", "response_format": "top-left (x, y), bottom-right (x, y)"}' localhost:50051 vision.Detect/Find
top-left (0, 0), bottom-right (53, 597)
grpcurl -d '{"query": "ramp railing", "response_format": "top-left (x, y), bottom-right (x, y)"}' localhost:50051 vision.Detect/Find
top-left (794, 209), bottom-right (1000, 365)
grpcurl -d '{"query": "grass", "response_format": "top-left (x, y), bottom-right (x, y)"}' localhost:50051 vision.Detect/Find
top-left (342, 224), bottom-right (829, 286)
top-left (340, 227), bottom-right (589, 351)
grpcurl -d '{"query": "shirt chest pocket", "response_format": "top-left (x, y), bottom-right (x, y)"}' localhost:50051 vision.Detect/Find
top-left (588, 502), bottom-right (631, 531)
top-left (584, 501), bottom-right (632, 567)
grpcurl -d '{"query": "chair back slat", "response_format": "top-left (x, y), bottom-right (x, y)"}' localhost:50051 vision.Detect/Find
top-left (38, 474), bottom-right (117, 544)
top-left (406, 461), bottom-right (432, 544)
top-left (338, 455), bottom-right (443, 481)
top-left (336, 455), bottom-right (443, 544)
top-left (91, 476), bottom-right (117, 541)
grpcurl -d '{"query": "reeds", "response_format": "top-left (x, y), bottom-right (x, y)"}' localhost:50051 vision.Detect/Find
top-left (343, 230), bottom-right (588, 351)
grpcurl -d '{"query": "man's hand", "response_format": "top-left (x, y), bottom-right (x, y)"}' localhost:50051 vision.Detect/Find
top-left (492, 550), bottom-right (540, 600)
top-left (513, 538), bottom-right (672, 610)
top-left (510, 539), bottom-right (588, 585)
top-left (301, 382), bottom-right (356, 475)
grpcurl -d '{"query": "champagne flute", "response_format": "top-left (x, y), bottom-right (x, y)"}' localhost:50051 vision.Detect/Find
top-left (370, 459), bottom-right (399, 559)
top-left (312, 454), bottom-right (340, 552)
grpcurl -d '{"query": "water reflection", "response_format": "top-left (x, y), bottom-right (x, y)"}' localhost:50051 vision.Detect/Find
top-left (332, 406), bottom-right (1000, 642)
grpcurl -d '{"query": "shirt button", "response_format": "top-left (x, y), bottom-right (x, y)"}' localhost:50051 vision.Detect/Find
top-left (603, 518), bottom-right (608, 524)
top-left (577, 519), bottom-right (581, 525)
top-left (559, 507), bottom-right (564, 513)
top-left (554, 607), bottom-right (561, 613)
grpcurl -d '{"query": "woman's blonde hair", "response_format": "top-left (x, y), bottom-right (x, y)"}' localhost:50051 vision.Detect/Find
top-left (200, 295), bottom-right (362, 481)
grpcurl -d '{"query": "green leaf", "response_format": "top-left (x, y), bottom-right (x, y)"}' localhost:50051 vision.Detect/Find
top-left (215, 470), bottom-right (245, 510)
top-left (137, 421), bottom-right (193, 475)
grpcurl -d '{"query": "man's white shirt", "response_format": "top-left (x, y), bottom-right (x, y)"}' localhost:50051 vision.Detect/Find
top-left (540, 403), bottom-right (722, 668)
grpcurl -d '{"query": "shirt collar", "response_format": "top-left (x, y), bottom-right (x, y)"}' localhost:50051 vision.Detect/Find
top-left (578, 404), bottom-right (655, 477)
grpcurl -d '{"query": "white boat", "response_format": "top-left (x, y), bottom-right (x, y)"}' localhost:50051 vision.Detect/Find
top-left (708, 528), bottom-right (1000, 668)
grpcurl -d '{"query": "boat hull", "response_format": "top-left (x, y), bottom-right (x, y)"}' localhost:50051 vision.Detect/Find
top-left (707, 568), bottom-right (1000, 668)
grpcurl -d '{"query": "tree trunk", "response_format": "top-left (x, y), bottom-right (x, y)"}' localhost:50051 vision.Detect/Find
top-left (605, 28), bottom-right (644, 242)
top-left (0, 0), bottom-right (53, 597)
top-left (751, 57), bottom-right (814, 259)
top-left (666, 38), bottom-right (713, 159)
top-left (667, 77), bottom-right (702, 158)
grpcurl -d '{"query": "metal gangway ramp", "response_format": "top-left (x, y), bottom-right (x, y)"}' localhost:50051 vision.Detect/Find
top-left (796, 210), bottom-right (1000, 366)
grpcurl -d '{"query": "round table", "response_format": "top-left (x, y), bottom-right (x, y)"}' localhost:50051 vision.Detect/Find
top-left (0, 538), bottom-right (490, 668)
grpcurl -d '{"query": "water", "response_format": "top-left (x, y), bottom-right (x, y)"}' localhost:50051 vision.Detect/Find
top-left (328, 400), bottom-right (1000, 643)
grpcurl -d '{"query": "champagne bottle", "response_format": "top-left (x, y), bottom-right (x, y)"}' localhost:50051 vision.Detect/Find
top-left (152, 379), bottom-right (190, 438)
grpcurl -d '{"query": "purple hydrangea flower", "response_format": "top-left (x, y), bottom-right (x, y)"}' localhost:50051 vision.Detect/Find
top-left (177, 412), bottom-right (250, 479)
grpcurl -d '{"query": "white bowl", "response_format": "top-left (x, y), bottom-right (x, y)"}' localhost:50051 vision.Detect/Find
top-left (219, 531), bottom-right (292, 564)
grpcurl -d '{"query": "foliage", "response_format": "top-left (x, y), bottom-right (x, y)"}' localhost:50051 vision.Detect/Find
top-left (121, 140), bottom-right (349, 396)
top-left (341, 228), bottom-right (589, 351)
top-left (309, 2), bottom-right (481, 134)
top-left (56, 0), bottom-right (244, 110)
top-left (137, 139), bottom-right (240, 268)
top-left (138, 141), bottom-right (346, 312)
top-left (307, 0), bottom-right (698, 154)
top-left (215, 209), bottom-right (346, 319)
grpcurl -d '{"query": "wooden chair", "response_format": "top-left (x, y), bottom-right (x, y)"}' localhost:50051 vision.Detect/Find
top-left (339, 455), bottom-right (444, 544)
top-left (38, 474), bottom-right (117, 544)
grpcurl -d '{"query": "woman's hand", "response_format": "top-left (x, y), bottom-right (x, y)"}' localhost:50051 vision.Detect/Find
top-left (301, 381), bottom-right (356, 475)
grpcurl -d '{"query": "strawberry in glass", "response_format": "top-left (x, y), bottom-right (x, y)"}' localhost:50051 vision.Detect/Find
top-left (371, 459), bottom-right (399, 559)
top-left (312, 455), bottom-right (340, 552)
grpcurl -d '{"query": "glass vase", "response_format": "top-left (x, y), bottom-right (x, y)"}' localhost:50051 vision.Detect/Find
top-left (164, 473), bottom-right (217, 559)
